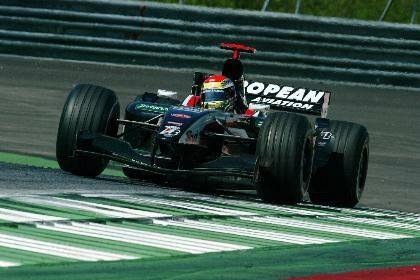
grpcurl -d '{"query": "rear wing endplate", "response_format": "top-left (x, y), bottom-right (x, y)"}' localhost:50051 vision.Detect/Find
top-left (244, 81), bottom-right (331, 118)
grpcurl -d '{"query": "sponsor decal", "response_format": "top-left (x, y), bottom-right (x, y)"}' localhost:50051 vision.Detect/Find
top-left (171, 113), bottom-right (191, 119)
top-left (316, 131), bottom-right (334, 147)
top-left (320, 131), bottom-right (334, 140)
top-left (159, 126), bottom-right (181, 137)
top-left (167, 121), bottom-right (183, 126)
top-left (135, 103), bottom-right (168, 113)
top-left (255, 120), bottom-right (264, 127)
top-left (175, 106), bottom-right (202, 112)
top-left (249, 97), bottom-right (315, 110)
top-left (244, 80), bottom-right (330, 115)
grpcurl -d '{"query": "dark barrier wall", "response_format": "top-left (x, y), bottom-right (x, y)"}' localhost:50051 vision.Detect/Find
top-left (1, 0), bottom-right (420, 88)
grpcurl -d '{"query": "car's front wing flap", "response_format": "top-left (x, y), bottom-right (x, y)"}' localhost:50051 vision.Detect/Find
top-left (76, 131), bottom-right (254, 179)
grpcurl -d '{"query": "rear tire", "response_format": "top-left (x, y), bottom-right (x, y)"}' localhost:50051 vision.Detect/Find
top-left (255, 112), bottom-right (314, 204)
top-left (309, 120), bottom-right (369, 207)
top-left (56, 84), bottom-right (120, 177)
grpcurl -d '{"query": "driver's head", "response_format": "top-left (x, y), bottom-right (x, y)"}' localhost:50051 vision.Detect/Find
top-left (201, 75), bottom-right (236, 111)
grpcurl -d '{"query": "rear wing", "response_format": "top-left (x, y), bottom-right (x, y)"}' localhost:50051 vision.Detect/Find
top-left (244, 81), bottom-right (331, 118)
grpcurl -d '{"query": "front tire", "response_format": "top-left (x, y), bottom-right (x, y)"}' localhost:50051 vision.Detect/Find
top-left (56, 84), bottom-right (120, 177)
top-left (255, 112), bottom-right (314, 204)
top-left (309, 120), bottom-right (369, 207)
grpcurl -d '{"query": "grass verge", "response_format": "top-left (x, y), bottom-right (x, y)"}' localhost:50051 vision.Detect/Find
top-left (139, 0), bottom-right (419, 24)
top-left (0, 152), bottom-right (123, 177)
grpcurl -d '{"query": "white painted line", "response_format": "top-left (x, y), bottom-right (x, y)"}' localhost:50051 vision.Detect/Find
top-left (153, 219), bottom-right (337, 245)
top-left (83, 193), bottom-right (331, 217)
top-left (0, 260), bottom-right (20, 267)
top-left (299, 203), bottom-right (396, 217)
top-left (75, 222), bottom-right (250, 252)
top-left (119, 196), bottom-right (257, 216)
top-left (0, 208), bottom-right (66, 222)
top-left (14, 196), bottom-right (170, 219)
top-left (196, 196), bottom-right (333, 216)
top-left (36, 222), bottom-right (251, 254)
top-left (241, 216), bottom-right (411, 240)
top-left (80, 194), bottom-right (420, 224)
top-left (397, 216), bottom-right (420, 223)
top-left (327, 216), bottom-right (420, 231)
top-left (81, 194), bottom-right (419, 227)
top-left (343, 207), bottom-right (420, 220)
top-left (0, 233), bottom-right (137, 261)
top-left (82, 193), bottom-right (420, 221)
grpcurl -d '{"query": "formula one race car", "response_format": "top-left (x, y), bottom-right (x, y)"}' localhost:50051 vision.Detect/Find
top-left (56, 43), bottom-right (369, 207)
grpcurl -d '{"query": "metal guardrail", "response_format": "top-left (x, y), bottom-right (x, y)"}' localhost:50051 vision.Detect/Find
top-left (1, 0), bottom-right (420, 88)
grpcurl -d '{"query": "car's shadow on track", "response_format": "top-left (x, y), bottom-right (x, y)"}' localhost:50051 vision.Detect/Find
top-left (95, 172), bottom-right (260, 201)
top-left (0, 162), bottom-right (295, 206)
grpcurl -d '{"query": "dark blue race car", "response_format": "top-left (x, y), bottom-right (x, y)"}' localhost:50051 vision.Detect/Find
top-left (56, 43), bottom-right (369, 207)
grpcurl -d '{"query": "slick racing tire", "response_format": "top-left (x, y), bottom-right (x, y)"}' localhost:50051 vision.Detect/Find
top-left (56, 84), bottom-right (120, 177)
top-left (255, 112), bottom-right (314, 204)
top-left (309, 120), bottom-right (369, 208)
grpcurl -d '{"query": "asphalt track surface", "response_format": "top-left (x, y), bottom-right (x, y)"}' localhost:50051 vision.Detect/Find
top-left (0, 55), bottom-right (419, 213)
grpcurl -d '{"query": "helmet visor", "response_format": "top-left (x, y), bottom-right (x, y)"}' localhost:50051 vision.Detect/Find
top-left (203, 89), bottom-right (229, 102)
top-left (204, 100), bottom-right (228, 110)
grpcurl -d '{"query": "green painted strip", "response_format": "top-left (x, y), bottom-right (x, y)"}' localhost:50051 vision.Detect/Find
top-left (61, 195), bottom-right (205, 217)
top-left (123, 194), bottom-right (342, 218)
top-left (0, 237), bottom-right (419, 280)
top-left (173, 197), bottom-right (420, 237)
top-left (120, 221), bottom-right (284, 248)
top-left (217, 218), bottom-right (360, 242)
top-left (80, 194), bottom-right (274, 218)
top-left (166, 195), bottom-right (334, 216)
top-left (136, 194), bottom-right (420, 232)
top-left (0, 199), bottom-right (101, 220)
top-left (0, 246), bottom-right (69, 265)
top-left (163, 197), bottom-right (270, 215)
top-left (125, 214), bottom-right (414, 246)
top-left (9, 195), bottom-right (143, 220)
top-left (318, 217), bottom-right (420, 237)
top-left (117, 212), bottom-right (420, 242)
top-left (0, 152), bottom-right (123, 177)
top-left (3, 193), bottom-right (419, 243)
top-left (0, 225), bottom-right (180, 259)
top-left (298, 203), bottom-right (404, 218)
top-left (1, 152), bottom-right (419, 274)
top-left (222, 217), bottom-right (413, 240)
top-left (179, 195), bottom-right (416, 220)
top-left (67, 194), bottom-right (420, 239)
top-left (356, 207), bottom-right (420, 219)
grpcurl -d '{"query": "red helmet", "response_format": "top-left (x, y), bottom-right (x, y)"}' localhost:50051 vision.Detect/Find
top-left (201, 75), bottom-right (236, 111)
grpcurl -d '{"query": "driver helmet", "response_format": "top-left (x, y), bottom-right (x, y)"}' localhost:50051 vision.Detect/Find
top-left (201, 75), bottom-right (236, 111)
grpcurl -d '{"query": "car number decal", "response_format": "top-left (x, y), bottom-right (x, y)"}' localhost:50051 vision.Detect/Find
top-left (160, 126), bottom-right (181, 137)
